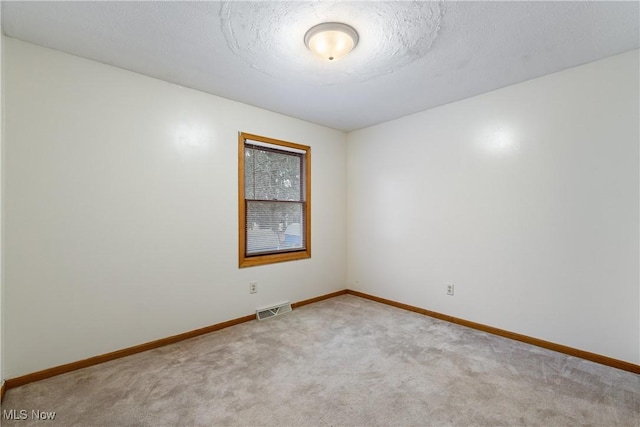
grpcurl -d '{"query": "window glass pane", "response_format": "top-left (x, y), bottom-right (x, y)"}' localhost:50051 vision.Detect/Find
top-left (246, 201), bottom-right (304, 254)
top-left (244, 147), bottom-right (255, 200)
top-left (244, 146), bottom-right (302, 201)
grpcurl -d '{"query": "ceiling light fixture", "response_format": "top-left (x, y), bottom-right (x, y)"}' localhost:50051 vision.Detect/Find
top-left (304, 22), bottom-right (359, 61)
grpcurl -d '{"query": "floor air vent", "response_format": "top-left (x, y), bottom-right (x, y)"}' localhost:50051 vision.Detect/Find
top-left (256, 302), bottom-right (292, 321)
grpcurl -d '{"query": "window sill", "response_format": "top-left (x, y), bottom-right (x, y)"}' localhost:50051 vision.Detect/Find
top-left (239, 249), bottom-right (311, 268)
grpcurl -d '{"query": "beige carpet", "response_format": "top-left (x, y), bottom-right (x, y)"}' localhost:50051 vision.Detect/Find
top-left (1, 294), bottom-right (638, 426)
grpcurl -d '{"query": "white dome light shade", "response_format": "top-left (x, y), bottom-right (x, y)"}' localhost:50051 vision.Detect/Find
top-left (304, 22), bottom-right (359, 61)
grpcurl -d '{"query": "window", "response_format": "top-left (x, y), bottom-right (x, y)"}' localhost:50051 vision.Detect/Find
top-left (238, 132), bottom-right (311, 267)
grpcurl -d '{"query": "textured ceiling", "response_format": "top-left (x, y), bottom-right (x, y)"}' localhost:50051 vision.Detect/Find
top-left (2, 1), bottom-right (639, 132)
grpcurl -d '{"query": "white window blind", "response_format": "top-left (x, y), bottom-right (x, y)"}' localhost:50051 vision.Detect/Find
top-left (244, 142), bottom-right (306, 255)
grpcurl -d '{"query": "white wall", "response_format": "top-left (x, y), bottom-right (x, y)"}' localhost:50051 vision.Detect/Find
top-left (0, 5), bottom-right (4, 387)
top-left (347, 50), bottom-right (640, 364)
top-left (3, 38), bottom-right (347, 378)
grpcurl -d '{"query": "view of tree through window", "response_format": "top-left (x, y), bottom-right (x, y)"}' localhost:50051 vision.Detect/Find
top-left (239, 133), bottom-right (311, 267)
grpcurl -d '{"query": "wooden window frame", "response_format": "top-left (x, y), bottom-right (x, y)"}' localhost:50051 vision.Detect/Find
top-left (238, 132), bottom-right (311, 268)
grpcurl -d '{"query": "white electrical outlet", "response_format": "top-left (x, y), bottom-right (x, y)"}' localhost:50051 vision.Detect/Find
top-left (447, 284), bottom-right (454, 296)
top-left (250, 281), bottom-right (257, 294)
